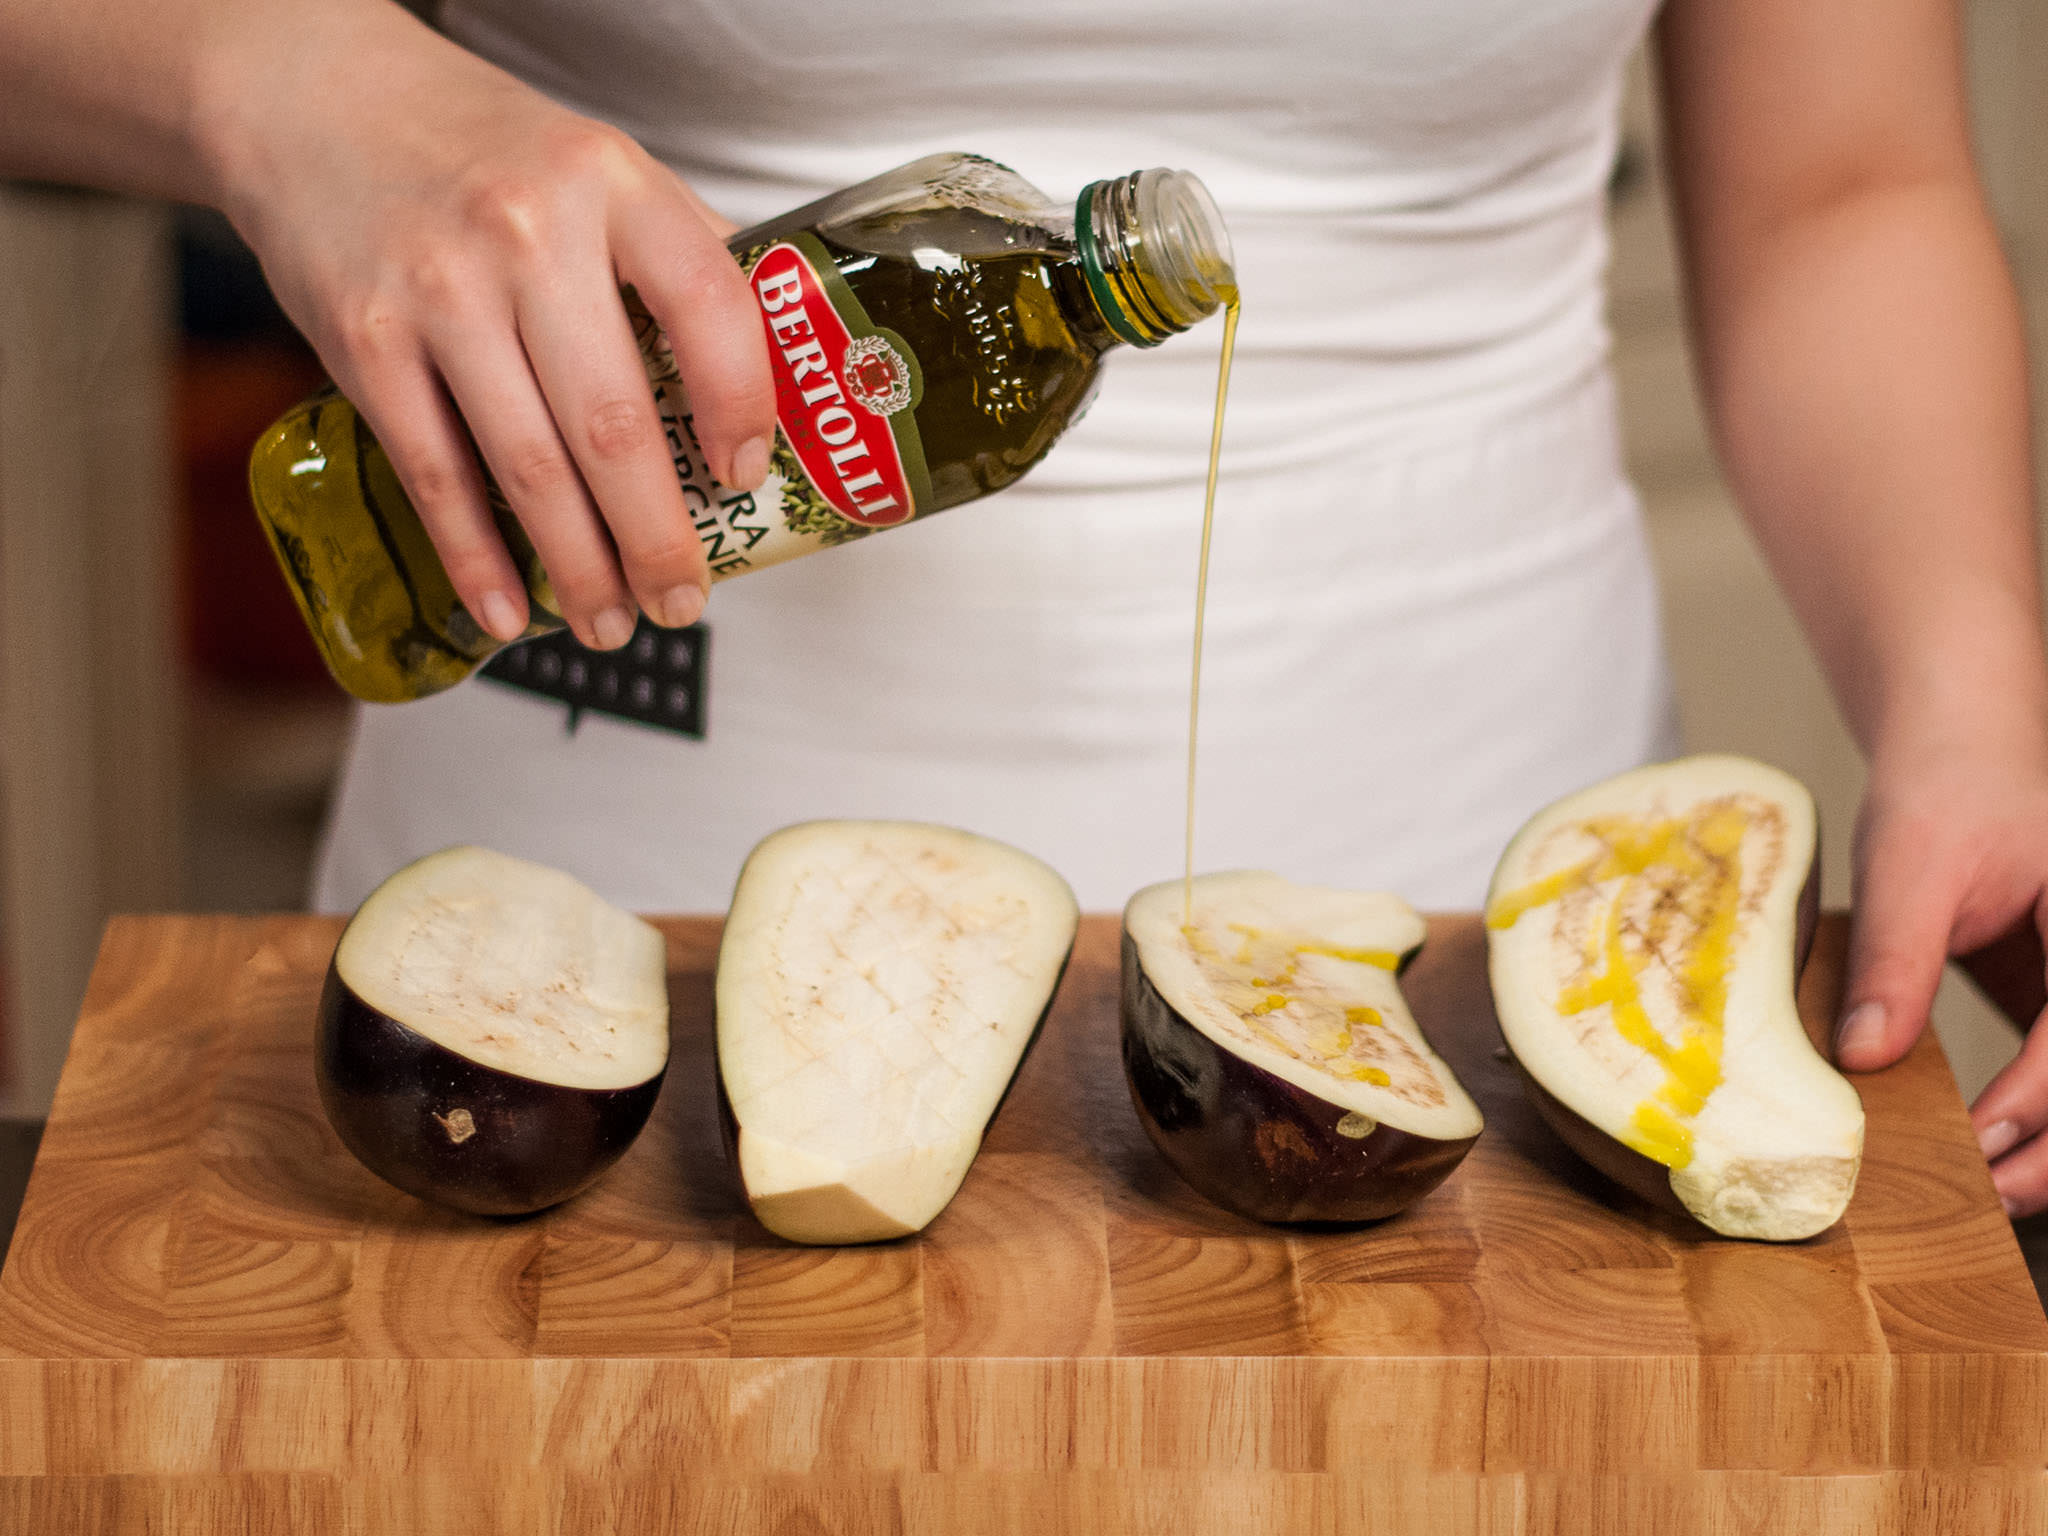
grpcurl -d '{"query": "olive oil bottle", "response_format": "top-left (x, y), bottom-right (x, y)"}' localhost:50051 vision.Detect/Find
top-left (249, 152), bottom-right (1236, 702)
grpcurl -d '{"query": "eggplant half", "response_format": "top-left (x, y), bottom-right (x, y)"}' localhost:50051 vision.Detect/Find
top-left (318, 845), bottom-right (669, 1216)
top-left (1486, 754), bottom-right (1863, 1240)
top-left (1122, 873), bottom-right (1482, 1225)
top-left (716, 821), bottom-right (1078, 1244)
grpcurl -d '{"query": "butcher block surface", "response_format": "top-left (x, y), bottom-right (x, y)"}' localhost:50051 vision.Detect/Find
top-left (1, 912), bottom-right (2044, 1534)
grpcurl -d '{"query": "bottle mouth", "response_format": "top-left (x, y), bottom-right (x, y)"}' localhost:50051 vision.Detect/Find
top-left (1077, 169), bottom-right (1236, 347)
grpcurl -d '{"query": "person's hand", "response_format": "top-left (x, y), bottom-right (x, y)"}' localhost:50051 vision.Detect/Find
top-left (203, 0), bottom-right (774, 649)
top-left (1833, 724), bottom-right (2048, 1214)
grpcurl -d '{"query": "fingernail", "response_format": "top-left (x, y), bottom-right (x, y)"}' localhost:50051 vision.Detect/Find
top-left (659, 583), bottom-right (706, 629)
top-left (477, 591), bottom-right (523, 643)
top-left (592, 605), bottom-right (636, 650)
top-left (731, 435), bottom-right (771, 490)
top-left (1834, 1001), bottom-right (1886, 1063)
top-left (1980, 1119), bottom-right (2022, 1161)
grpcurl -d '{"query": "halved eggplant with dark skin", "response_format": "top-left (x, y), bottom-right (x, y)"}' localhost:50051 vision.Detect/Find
top-left (1486, 754), bottom-right (1861, 1240)
top-left (317, 845), bottom-right (669, 1216)
top-left (1122, 874), bottom-right (1482, 1224)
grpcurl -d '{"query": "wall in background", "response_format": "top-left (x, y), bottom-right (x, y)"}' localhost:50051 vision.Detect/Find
top-left (0, 190), bottom-right (180, 1118)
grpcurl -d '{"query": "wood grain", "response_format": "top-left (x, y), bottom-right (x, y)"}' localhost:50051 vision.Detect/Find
top-left (0, 912), bottom-right (2042, 1533)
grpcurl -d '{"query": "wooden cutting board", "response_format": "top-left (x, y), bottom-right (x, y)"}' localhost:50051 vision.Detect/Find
top-left (1, 912), bottom-right (2043, 1535)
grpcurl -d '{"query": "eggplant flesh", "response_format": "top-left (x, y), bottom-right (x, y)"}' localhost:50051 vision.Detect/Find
top-left (717, 821), bottom-right (1078, 1244)
top-left (1123, 874), bottom-right (1482, 1224)
top-left (319, 845), bottom-right (669, 1215)
top-left (1486, 754), bottom-right (1862, 1241)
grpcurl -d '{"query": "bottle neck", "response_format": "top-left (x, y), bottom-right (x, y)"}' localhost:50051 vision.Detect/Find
top-left (1075, 169), bottom-right (1236, 348)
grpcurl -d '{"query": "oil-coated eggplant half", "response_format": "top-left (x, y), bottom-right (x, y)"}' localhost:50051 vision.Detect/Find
top-left (1123, 873), bottom-right (1482, 1224)
top-left (318, 845), bottom-right (669, 1216)
top-left (1486, 754), bottom-right (1863, 1240)
top-left (717, 821), bottom-right (1078, 1244)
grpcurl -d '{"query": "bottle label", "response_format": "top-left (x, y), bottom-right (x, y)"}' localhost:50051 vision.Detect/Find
top-left (628, 232), bottom-right (934, 579)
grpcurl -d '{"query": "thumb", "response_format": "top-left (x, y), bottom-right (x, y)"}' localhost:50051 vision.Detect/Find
top-left (1838, 820), bottom-right (1959, 1071)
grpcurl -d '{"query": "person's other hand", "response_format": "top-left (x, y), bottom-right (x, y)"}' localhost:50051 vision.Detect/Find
top-left (1833, 727), bottom-right (2048, 1214)
top-left (207, 0), bottom-right (774, 648)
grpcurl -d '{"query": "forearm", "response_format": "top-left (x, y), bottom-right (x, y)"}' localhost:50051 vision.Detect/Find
top-left (4, 0), bottom-right (770, 646)
top-left (0, 0), bottom-right (435, 209)
top-left (1690, 174), bottom-right (2045, 765)
top-left (1653, 0), bottom-right (2048, 1194)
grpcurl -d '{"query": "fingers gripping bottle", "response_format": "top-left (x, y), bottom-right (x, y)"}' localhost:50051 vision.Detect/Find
top-left (248, 153), bottom-right (1236, 702)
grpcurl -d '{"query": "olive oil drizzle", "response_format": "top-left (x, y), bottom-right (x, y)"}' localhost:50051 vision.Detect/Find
top-left (1184, 288), bottom-right (1241, 923)
top-left (1184, 914), bottom-right (1402, 1086)
top-left (1484, 800), bottom-right (1759, 1169)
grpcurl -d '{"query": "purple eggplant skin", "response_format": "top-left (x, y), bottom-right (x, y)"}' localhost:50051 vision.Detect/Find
top-left (1502, 848), bottom-right (1821, 1221)
top-left (316, 961), bottom-right (664, 1217)
top-left (1120, 934), bottom-right (1477, 1226)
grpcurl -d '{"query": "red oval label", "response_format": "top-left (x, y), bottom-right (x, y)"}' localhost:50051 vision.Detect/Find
top-left (752, 244), bottom-right (915, 528)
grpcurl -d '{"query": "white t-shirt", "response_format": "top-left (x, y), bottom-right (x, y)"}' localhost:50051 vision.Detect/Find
top-left (313, 0), bottom-right (1678, 914)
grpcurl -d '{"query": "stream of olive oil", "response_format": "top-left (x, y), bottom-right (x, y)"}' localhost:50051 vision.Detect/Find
top-left (1185, 289), bottom-right (1242, 922)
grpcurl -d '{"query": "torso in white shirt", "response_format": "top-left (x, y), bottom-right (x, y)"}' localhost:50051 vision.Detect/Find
top-left (314, 0), bottom-right (1679, 913)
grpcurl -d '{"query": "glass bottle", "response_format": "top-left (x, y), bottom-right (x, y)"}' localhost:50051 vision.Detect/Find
top-left (248, 152), bottom-right (1236, 702)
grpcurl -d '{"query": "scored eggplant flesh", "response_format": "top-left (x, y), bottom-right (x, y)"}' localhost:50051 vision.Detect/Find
top-left (334, 845), bottom-right (669, 1091)
top-left (1123, 873), bottom-right (1481, 1224)
top-left (1486, 754), bottom-right (1863, 1240)
top-left (717, 821), bottom-right (1078, 1244)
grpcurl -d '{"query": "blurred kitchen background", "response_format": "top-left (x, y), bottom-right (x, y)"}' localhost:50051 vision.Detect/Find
top-left (1, 8), bottom-right (2045, 1253)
